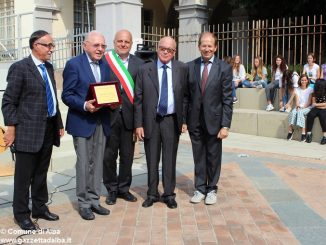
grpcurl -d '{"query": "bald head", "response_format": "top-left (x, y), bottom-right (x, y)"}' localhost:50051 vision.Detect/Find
top-left (83, 30), bottom-right (106, 62)
top-left (114, 29), bottom-right (133, 60)
top-left (157, 36), bottom-right (176, 64)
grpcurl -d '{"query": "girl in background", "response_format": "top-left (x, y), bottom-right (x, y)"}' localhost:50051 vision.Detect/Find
top-left (242, 56), bottom-right (268, 89)
top-left (265, 55), bottom-right (287, 111)
top-left (302, 52), bottom-right (320, 88)
top-left (305, 79), bottom-right (326, 144)
top-left (287, 74), bottom-right (313, 142)
top-left (231, 54), bottom-right (246, 103)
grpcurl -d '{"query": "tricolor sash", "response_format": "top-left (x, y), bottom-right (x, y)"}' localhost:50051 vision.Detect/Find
top-left (105, 50), bottom-right (135, 104)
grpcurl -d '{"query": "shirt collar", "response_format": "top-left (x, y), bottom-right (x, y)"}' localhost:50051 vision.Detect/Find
top-left (117, 53), bottom-right (130, 63)
top-left (85, 52), bottom-right (101, 65)
top-left (201, 56), bottom-right (214, 64)
top-left (157, 59), bottom-right (172, 69)
top-left (31, 53), bottom-right (45, 66)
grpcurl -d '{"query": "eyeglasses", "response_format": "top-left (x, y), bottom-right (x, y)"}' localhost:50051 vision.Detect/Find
top-left (36, 43), bottom-right (55, 49)
top-left (158, 46), bottom-right (176, 54)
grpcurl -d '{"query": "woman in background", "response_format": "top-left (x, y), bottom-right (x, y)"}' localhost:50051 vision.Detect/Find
top-left (242, 56), bottom-right (268, 89)
top-left (305, 79), bottom-right (326, 144)
top-left (231, 54), bottom-right (246, 103)
top-left (265, 55), bottom-right (287, 111)
top-left (287, 74), bottom-right (313, 142)
top-left (302, 52), bottom-right (320, 88)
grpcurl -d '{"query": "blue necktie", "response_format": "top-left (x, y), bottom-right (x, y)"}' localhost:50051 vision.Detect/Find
top-left (158, 64), bottom-right (168, 116)
top-left (39, 64), bottom-right (55, 117)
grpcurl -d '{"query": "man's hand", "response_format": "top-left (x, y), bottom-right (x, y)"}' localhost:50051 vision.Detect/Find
top-left (59, 128), bottom-right (65, 137)
top-left (85, 99), bottom-right (100, 113)
top-left (3, 126), bottom-right (15, 147)
top-left (217, 127), bottom-right (229, 139)
top-left (135, 127), bottom-right (144, 141)
top-left (182, 124), bottom-right (188, 133)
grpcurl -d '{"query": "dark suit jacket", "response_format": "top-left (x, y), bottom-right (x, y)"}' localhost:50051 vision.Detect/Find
top-left (62, 52), bottom-right (111, 137)
top-left (134, 59), bottom-right (188, 138)
top-left (109, 54), bottom-right (145, 130)
top-left (2, 55), bottom-right (63, 152)
top-left (187, 57), bottom-right (233, 135)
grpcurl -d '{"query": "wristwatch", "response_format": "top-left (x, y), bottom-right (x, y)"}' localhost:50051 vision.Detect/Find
top-left (222, 127), bottom-right (229, 131)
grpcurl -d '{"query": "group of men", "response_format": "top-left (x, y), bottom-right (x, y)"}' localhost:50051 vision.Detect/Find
top-left (1, 29), bottom-right (233, 230)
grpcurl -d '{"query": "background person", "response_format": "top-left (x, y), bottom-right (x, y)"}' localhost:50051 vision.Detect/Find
top-left (242, 56), bottom-right (268, 89)
top-left (305, 79), bottom-right (326, 144)
top-left (287, 74), bottom-right (313, 142)
top-left (186, 32), bottom-right (233, 205)
top-left (62, 30), bottom-right (111, 220)
top-left (302, 52), bottom-right (320, 88)
top-left (231, 54), bottom-right (246, 104)
top-left (265, 55), bottom-right (287, 111)
top-left (134, 36), bottom-right (188, 209)
top-left (2, 30), bottom-right (64, 230)
top-left (103, 29), bottom-right (145, 205)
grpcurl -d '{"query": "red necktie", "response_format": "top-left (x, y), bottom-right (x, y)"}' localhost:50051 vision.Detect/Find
top-left (201, 62), bottom-right (209, 95)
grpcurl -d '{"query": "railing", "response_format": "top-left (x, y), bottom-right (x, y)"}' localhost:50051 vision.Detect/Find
top-left (204, 15), bottom-right (326, 72)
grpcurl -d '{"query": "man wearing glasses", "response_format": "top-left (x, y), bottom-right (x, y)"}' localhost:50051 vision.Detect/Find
top-left (2, 30), bottom-right (64, 230)
top-left (62, 30), bottom-right (111, 220)
top-left (134, 36), bottom-right (188, 209)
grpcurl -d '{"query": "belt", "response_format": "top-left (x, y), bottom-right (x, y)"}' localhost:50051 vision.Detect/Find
top-left (156, 113), bottom-right (175, 119)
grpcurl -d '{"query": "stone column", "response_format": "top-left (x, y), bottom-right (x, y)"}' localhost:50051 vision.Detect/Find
top-left (175, 0), bottom-right (208, 62)
top-left (95, 0), bottom-right (143, 53)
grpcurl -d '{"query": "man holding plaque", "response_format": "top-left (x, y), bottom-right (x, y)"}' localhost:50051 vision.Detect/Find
top-left (62, 30), bottom-right (111, 220)
top-left (134, 36), bottom-right (188, 209)
top-left (103, 30), bottom-right (145, 205)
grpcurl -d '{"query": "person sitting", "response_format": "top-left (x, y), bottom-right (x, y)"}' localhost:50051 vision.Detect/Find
top-left (320, 62), bottom-right (326, 79)
top-left (279, 70), bottom-right (299, 113)
top-left (265, 55), bottom-right (287, 111)
top-left (231, 54), bottom-right (246, 103)
top-left (242, 56), bottom-right (268, 89)
top-left (305, 79), bottom-right (326, 144)
top-left (302, 52), bottom-right (320, 88)
top-left (287, 74), bottom-right (313, 142)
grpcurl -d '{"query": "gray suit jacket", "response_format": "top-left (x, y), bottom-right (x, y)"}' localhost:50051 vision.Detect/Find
top-left (134, 59), bottom-right (188, 138)
top-left (187, 56), bottom-right (233, 135)
top-left (2, 55), bottom-right (63, 152)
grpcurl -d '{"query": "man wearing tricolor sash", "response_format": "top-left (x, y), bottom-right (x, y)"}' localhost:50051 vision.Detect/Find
top-left (103, 30), bottom-right (145, 205)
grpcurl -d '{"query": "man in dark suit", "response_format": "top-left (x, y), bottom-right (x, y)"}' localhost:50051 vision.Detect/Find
top-left (134, 36), bottom-right (188, 209)
top-left (62, 30), bottom-right (111, 220)
top-left (2, 30), bottom-right (64, 230)
top-left (187, 32), bottom-right (233, 205)
top-left (103, 30), bottom-right (145, 205)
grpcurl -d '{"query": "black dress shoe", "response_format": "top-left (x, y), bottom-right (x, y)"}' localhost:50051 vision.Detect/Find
top-left (79, 208), bottom-right (95, 220)
top-left (14, 218), bottom-right (37, 230)
top-left (117, 192), bottom-right (137, 202)
top-left (164, 199), bottom-right (177, 209)
top-left (91, 205), bottom-right (110, 215)
top-left (106, 192), bottom-right (117, 205)
top-left (142, 198), bottom-right (158, 208)
top-left (32, 211), bottom-right (59, 221)
top-left (321, 136), bottom-right (326, 145)
top-left (306, 133), bottom-right (313, 143)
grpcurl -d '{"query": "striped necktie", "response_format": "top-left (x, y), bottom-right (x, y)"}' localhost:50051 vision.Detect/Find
top-left (39, 64), bottom-right (55, 116)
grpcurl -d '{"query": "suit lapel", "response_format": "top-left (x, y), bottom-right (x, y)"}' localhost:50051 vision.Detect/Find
top-left (148, 61), bottom-right (159, 95)
top-left (194, 58), bottom-right (202, 91)
top-left (27, 56), bottom-right (45, 87)
top-left (171, 60), bottom-right (179, 92)
top-left (82, 53), bottom-right (96, 83)
top-left (205, 57), bottom-right (219, 90)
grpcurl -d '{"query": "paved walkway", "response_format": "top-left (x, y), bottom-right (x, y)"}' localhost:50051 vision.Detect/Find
top-left (0, 133), bottom-right (325, 245)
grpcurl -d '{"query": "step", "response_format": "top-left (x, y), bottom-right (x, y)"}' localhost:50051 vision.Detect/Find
top-left (234, 88), bottom-right (280, 110)
top-left (230, 108), bottom-right (323, 142)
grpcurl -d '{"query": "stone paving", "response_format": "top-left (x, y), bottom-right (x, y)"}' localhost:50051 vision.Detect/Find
top-left (0, 134), bottom-right (326, 245)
